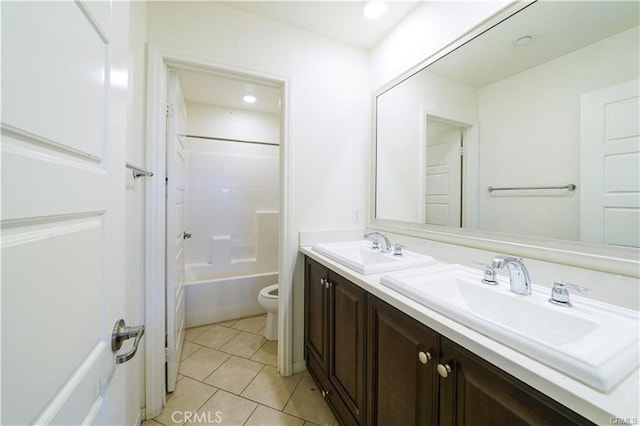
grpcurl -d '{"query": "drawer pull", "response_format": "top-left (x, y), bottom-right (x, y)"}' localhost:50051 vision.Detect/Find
top-left (418, 351), bottom-right (431, 364)
top-left (437, 363), bottom-right (452, 378)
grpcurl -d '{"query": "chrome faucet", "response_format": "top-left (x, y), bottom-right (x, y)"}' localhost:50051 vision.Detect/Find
top-left (549, 280), bottom-right (593, 307)
top-left (492, 256), bottom-right (532, 295)
top-left (364, 231), bottom-right (392, 253)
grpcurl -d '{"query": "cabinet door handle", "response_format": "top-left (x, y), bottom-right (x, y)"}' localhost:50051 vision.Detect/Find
top-left (320, 278), bottom-right (326, 286)
top-left (437, 363), bottom-right (452, 378)
top-left (325, 280), bottom-right (330, 289)
top-left (418, 351), bottom-right (432, 364)
top-left (321, 389), bottom-right (330, 398)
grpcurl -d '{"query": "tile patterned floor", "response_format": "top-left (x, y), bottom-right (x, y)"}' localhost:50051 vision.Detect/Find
top-left (142, 315), bottom-right (337, 426)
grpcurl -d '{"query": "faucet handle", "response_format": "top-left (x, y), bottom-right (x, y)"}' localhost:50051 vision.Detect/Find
top-left (549, 280), bottom-right (593, 307)
top-left (472, 262), bottom-right (498, 285)
top-left (393, 244), bottom-right (405, 256)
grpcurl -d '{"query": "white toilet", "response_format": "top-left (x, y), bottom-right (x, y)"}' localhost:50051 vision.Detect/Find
top-left (257, 284), bottom-right (279, 341)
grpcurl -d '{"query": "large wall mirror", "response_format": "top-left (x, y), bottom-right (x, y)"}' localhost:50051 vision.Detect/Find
top-left (372, 0), bottom-right (639, 275)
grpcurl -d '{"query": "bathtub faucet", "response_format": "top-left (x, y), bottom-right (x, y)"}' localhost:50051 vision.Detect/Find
top-left (364, 231), bottom-right (392, 253)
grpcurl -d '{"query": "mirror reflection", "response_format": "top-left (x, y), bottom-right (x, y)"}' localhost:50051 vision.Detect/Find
top-left (375, 1), bottom-right (639, 247)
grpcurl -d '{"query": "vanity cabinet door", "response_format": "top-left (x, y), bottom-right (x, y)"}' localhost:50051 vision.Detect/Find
top-left (305, 257), bottom-right (329, 369)
top-left (305, 257), bottom-right (367, 425)
top-left (438, 338), bottom-right (595, 426)
top-left (367, 296), bottom-right (439, 426)
top-left (328, 272), bottom-right (367, 425)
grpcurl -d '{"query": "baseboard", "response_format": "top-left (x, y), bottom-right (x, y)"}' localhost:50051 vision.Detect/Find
top-left (292, 359), bottom-right (307, 374)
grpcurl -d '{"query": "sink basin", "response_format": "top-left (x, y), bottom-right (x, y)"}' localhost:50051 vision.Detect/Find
top-left (312, 240), bottom-right (436, 275)
top-left (381, 264), bottom-right (640, 391)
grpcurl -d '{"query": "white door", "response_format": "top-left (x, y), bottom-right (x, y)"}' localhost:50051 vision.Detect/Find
top-left (165, 70), bottom-right (187, 392)
top-left (424, 118), bottom-right (463, 227)
top-left (580, 80), bottom-right (640, 247)
top-left (1, 1), bottom-right (135, 425)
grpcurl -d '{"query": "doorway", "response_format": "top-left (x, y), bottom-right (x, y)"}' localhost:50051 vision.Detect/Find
top-left (145, 47), bottom-right (291, 418)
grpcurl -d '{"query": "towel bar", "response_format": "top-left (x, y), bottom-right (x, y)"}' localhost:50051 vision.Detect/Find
top-left (487, 184), bottom-right (575, 192)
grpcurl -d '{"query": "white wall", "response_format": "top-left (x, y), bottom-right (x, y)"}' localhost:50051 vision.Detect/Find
top-left (186, 101), bottom-right (280, 143)
top-left (147, 1), bottom-right (370, 369)
top-left (146, 2), bottom-right (369, 228)
top-left (376, 69), bottom-right (477, 222)
top-left (478, 27), bottom-right (640, 240)
top-left (124, 1), bottom-right (147, 424)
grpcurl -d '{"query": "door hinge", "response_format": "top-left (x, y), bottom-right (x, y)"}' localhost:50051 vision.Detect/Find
top-left (460, 147), bottom-right (465, 156)
top-left (166, 103), bottom-right (175, 118)
top-left (165, 347), bottom-right (173, 362)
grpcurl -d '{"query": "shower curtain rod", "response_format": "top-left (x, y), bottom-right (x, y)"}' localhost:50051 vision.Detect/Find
top-left (186, 134), bottom-right (279, 147)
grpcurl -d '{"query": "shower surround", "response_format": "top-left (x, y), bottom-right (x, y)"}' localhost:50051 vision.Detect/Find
top-left (183, 136), bottom-right (280, 326)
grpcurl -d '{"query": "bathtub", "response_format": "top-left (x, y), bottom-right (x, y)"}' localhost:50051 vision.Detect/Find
top-left (184, 263), bottom-right (278, 328)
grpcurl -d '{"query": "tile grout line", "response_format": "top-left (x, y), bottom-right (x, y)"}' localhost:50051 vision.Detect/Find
top-left (241, 402), bottom-right (311, 426)
top-left (195, 317), bottom-right (273, 424)
top-left (241, 402), bottom-right (260, 426)
top-left (191, 386), bottom-right (220, 426)
top-left (179, 343), bottom-right (203, 363)
top-left (152, 314), bottom-right (331, 426)
top-left (169, 318), bottom-right (265, 424)
top-left (279, 372), bottom-right (307, 421)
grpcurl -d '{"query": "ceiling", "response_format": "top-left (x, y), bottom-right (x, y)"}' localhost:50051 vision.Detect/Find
top-left (177, 1), bottom-right (639, 113)
top-left (178, 1), bottom-right (421, 112)
top-left (427, 1), bottom-right (640, 88)
top-left (176, 69), bottom-right (282, 114)
top-left (218, 1), bottom-right (421, 50)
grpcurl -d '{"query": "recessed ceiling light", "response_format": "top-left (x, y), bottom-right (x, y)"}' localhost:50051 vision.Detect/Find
top-left (243, 95), bottom-right (257, 104)
top-left (363, 1), bottom-right (386, 19)
top-left (514, 36), bottom-right (533, 47)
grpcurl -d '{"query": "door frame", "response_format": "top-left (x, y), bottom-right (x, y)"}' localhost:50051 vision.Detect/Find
top-left (144, 45), bottom-right (293, 418)
top-left (420, 110), bottom-right (475, 228)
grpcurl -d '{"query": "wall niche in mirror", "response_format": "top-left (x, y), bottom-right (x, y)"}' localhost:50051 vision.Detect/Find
top-left (374, 0), bottom-right (639, 247)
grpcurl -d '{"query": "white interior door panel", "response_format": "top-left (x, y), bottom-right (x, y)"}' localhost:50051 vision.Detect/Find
top-left (165, 70), bottom-right (187, 393)
top-left (581, 80), bottom-right (640, 247)
top-left (1, 1), bottom-right (130, 424)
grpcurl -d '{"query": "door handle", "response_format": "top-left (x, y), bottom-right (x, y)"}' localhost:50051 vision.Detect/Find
top-left (183, 231), bottom-right (192, 239)
top-left (111, 319), bottom-right (145, 364)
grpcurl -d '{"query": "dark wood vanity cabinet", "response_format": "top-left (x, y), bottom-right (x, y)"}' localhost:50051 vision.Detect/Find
top-left (304, 257), bottom-right (367, 425)
top-left (437, 337), bottom-right (595, 426)
top-left (304, 256), bottom-right (595, 426)
top-left (305, 257), bottom-right (329, 370)
top-left (367, 296), bottom-right (438, 425)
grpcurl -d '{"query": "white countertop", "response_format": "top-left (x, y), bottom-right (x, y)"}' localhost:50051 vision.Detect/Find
top-left (300, 245), bottom-right (640, 425)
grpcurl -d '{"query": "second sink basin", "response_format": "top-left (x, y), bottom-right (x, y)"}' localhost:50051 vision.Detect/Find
top-left (381, 264), bottom-right (640, 392)
top-left (312, 240), bottom-right (436, 275)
